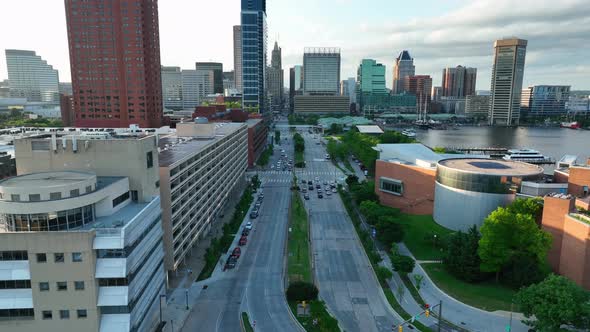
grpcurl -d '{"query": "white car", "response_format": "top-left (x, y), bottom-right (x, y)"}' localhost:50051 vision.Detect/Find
top-left (245, 221), bottom-right (253, 230)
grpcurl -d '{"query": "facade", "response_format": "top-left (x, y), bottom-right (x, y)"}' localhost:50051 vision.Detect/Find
top-left (356, 59), bottom-right (386, 109)
top-left (434, 158), bottom-right (543, 231)
top-left (465, 95), bottom-right (490, 119)
top-left (59, 83), bottom-right (73, 96)
top-left (392, 50), bottom-right (415, 94)
top-left (247, 118), bottom-right (268, 167)
top-left (158, 122), bottom-right (248, 272)
top-left (431, 86), bottom-right (443, 102)
top-left (195, 63), bottom-right (223, 94)
top-left (266, 42), bottom-right (284, 112)
top-left (289, 65), bottom-right (303, 112)
top-left (294, 95), bottom-right (349, 114)
top-left (161, 66), bottom-right (183, 110)
top-left (181, 70), bottom-right (213, 110)
top-left (5, 50), bottom-right (59, 103)
top-left (303, 48), bottom-right (341, 95)
top-left (233, 25), bottom-right (243, 93)
top-left (521, 85), bottom-right (570, 117)
top-left (340, 78), bottom-right (356, 103)
top-left (223, 71), bottom-right (236, 92)
top-left (0, 80), bottom-right (9, 98)
top-left (567, 96), bottom-right (590, 113)
top-left (357, 93), bottom-right (416, 113)
top-left (64, 0), bottom-right (163, 128)
top-left (439, 97), bottom-right (466, 114)
top-left (405, 75), bottom-right (432, 110)
top-left (441, 66), bottom-right (477, 98)
top-left (241, 0), bottom-right (268, 113)
top-left (488, 38), bottom-right (527, 126)
top-left (60, 94), bottom-right (75, 127)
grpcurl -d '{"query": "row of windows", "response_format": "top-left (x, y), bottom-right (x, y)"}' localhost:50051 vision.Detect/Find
top-left (0, 205), bottom-right (94, 232)
top-left (42, 309), bottom-right (87, 320)
top-left (0, 308), bottom-right (34, 320)
top-left (36, 252), bottom-right (83, 263)
top-left (39, 281), bottom-right (84, 292)
top-left (97, 215), bottom-right (160, 259)
top-left (0, 250), bottom-right (27, 261)
top-left (0, 280), bottom-right (31, 289)
top-left (379, 178), bottom-right (404, 196)
top-left (112, 191), bottom-right (130, 208)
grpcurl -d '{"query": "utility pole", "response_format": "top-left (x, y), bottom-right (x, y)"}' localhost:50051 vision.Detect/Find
top-left (437, 300), bottom-right (442, 332)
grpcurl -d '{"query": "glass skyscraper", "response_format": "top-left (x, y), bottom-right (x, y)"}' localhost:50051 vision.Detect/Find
top-left (241, 0), bottom-right (267, 113)
top-left (5, 49), bottom-right (59, 103)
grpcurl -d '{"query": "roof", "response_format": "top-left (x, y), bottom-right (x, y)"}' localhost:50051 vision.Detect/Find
top-left (356, 125), bottom-right (384, 134)
top-left (438, 158), bottom-right (544, 176)
top-left (246, 118), bottom-right (263, 128)
top-left (0, 170), bottom-right (95, 190)
top-left (317, 116), bottom-right (373, 127)
top-left (397, 50), bottom-right (413, 61)
top-left (375, 143), bottom-right (487, 168)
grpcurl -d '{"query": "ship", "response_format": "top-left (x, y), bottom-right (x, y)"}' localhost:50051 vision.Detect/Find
top-left (502, 149), bottom-right (553, 163)
top-left (401, 129), bottom-right (416, 138)
top-left (560, 121), bottom-right (581, 129)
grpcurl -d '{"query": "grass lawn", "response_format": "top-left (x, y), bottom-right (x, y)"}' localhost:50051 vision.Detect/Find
top-left (288, 301), bottom-right (340, 332)
top-left (287, 192), bottom-right (312, 283)
top-left (422, 263), bottom-right (516, 312)
top-left (241, 312), bottom-right (254, 332)
top-left (396, 214), bottom-right (454, 260)
top-left (295, 150), bottom-right (305, 166)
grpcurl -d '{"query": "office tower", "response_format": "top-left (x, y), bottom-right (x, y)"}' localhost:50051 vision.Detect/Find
top-left (392, 50), bottom-right (415, 94)
top-left (0, 79), bottom-right (9, 98)
top-left (195, 62), bottom-right (223, 94)
top-left (441, 66), bottom-right (477, 97)
top-left (289, 65), bottom-right (303, 112)
top-left (5, 49), bottom-right (59, 103)
top-left (466, 95), bottom-right (491, 119)
top-left (356, 59), bottom-right (386, 108)
top-left (60, 94), bottom-right (75, 126)
top-left (266, 41), bottom-right (284, 112)
top-left (489, 38), bottom-right (527, 126)
top-left (181, 70), bottom-right (214, 109)
top-left (303, 47), bottom-right (341, 95)
top-left (159, 121), bottom-right (248, 272)
top-left (64, 0), bottom-right (163, 128)
top-left (521, 85), bottom-right (570, 117)
top-left (340, 78), bottom-right (356, 103)
top-left (405, 75), bottom-right (432, 110)
top-left (58, 82), bottom-right (73, 96)
top-left (161, 66), bottom-right (183, 110)
top-left (223, 71), bottom-right (236, 92)
top-left (233, 25), bottom-right (243, 93)
top-left (5, 134), bottom-right (165, 332)
top-left (241, 0), bottom-right (267, 113)
top-left (431, 86), bottom-right (443, 102)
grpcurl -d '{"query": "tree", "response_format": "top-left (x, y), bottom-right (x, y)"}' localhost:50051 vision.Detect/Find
top-left (329, 123), bottom-right (343, 134)
top-left (507, 197), bottom-right (543, 218)
top-left (375, 216), bottom-right (405, 247)
top-left (286, 281), bottom-right (319, 302)
top-left (375, 266), bottom-right (393, 286)
top-left (478, 204), bottom-right (552, 282)
top-left (274, 130), bottom-right (281, 144)
top-left (515, 274), bottom-right (590, 332)
top-left (359, 200), bottom-right (382, 224)
top-left (380, 130), bottom-right (415, 144)
top-left (350, 181), bottom-right (378, 203)
top-left (391, 254), bottom-right (415, 275)
top-left (444, 225), bottom-right (486, 282)
top-left (345, 174), bottom-right (359, 186)
top-left (502, 252), bottom-right (549, 288)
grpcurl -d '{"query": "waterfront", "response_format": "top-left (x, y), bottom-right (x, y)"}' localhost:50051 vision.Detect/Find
top-left (416, 126), bottom-right (590, 162)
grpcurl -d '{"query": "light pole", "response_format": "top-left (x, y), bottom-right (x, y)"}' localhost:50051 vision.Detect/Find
top-left (159, 294), bottom-right (166, 325)
top-left (185, 289), bottom-right (189, 310)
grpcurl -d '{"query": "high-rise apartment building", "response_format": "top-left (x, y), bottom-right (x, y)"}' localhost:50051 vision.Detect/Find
top-left (303, 48), bottom-right (341, 95)
top-left (405, 75), bottom-right (432, 110)
top-left (289, 65), bottom-right (303, 113)
top-left (233, 25), bottom-right (243, 93)
top-left (466, 95), bottom-right (490, 119)
top-left (441, 66), bottom-right (477, 97)
top-left (356, 59), bottom-right (386, 108)
top-left (266, 42), bottom-right (284, 112)
top-left (64, 0), bottom-right (163, 128)
top-left (521, 85), bottom-right (570, 117)
top-left (489, 38), bottom-right (527, 126)
top-left (5, 49), bottom-right (59, 103)
top-left (241, 0), bottom-right (267, 113)
top-left (392, 50), bottom-right (415, 94)
top-left (181, 70), bottom-right (214, 110)
top-left (340, 78), bottom-right (356, 104)
top-left (161, 66), bottom-right (183, 110)
top-left (195, 63), bottom-right (223, 94)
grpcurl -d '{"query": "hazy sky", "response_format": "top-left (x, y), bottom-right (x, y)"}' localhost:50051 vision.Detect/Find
top-left (1, 0), bottom-right (589, 90)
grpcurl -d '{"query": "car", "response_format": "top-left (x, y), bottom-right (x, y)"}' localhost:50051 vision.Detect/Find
top-left (323, 181), bottom-right (328, 185)
top-left (245, 221), bottom-right (253, 230)
top-left (259, 193), bottom-right (264, 199)
top-left (315, 177), bottom-right (319, 181)
top-left (302, 188), bottom-right (307, 193)
top-left (255, 202), bottom-right (261, 208)
top-left (301, 179), bottom-right (306, 184)
top-left (316, 184), bottom-right (321, 189)
top-left (238, 236), bottom-right (248, 246)
top-left (270, 165), bottom-right (274, 169)
top-left (242, 228), bottom-right (250, 236)
top-left (332, 188), bottom-right (337, 193)
top-left (317, 193), bottom-right (323, 199)
top-left (308, 185), bottom-right (314, 191)
top-left (308, 181), bottom-right (313, 185)
top-left (317, 188), bottom-right (322, 193)
top-left (225, 256), bottom-right (237, 269)
top-left (304, 194), bottom-right (310, 200)
top-left (325, 154), bottom-right (330, 159)
top-left (316, 142), bottom-right (320, 145)
top-left (326, 190), bottom-right (332, 196)
top-left (232, 247), bottom-right (241, 259)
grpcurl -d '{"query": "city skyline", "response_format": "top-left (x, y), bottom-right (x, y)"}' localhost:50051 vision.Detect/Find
top-left (0, 0), bottom-right (589, 91)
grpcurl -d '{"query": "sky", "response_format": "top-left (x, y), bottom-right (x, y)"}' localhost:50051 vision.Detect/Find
top-left (1, 0), bottom-right (589, 91)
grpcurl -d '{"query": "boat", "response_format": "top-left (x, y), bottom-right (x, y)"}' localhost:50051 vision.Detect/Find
top-left (414, 93), bottom-right (430, 129)
top-left (560, 121), bottom-right (581, 129)
top-left (502, 149), bottom-right (553, 163)
top-left (401, 129), bottom-right (416, 138)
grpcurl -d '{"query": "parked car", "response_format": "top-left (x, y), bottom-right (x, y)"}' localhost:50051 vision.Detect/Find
top-left (302, 188), bottom-right (307, 193)
top-left (308, 185), bottom-right (314, 191)
top-left (316, 184), bottom-right (321, 189)
top-left (245, 221), bottom-right (253, 230)
top-left (250, 210), bottom-right (258, 219)
top-left (255, 202), bottom-right (261, 208)
top-left (308, 181), bottom-right (313, 185)
top-left (332, 188), bottom-right (337, 193)
top-left (242, 228), bottom-right (250, 236)
top-left (225, 255), bottom-right (237, 269)
top-left (304, 194), bottom-right (310, 200)
top-left (317, 193), bottom-right (323, 199)
top-left (239, 236), bottom-right (248, 246)
top-left (326, 190), bottom-right (332, 196)
top-left (301, 179), bottom-right (306, 184)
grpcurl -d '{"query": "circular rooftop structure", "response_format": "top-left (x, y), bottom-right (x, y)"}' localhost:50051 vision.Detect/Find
top-left (0, 171), bottom-right (97, 202)
top-left (437, 158), bottom-right (543, 176)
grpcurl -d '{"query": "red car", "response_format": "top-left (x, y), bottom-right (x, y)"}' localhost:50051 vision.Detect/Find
top-left (232, 247), bottom-right (241, 258)
top-left (239, 236), bottom-right (247, 246)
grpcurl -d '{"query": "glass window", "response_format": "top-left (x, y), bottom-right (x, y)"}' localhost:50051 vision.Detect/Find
top-left (72, 252), bottom-right (82, 262)
top-left (379, 178), bottom-right (403, 196)
top-left (39, 282), bottom-right (49, 291)
top-left (146, 151), bottom-right (153, 168)
top-left (36, 253), bottom-right (47, 263)
top-left (42, 310), bottom-right (52, 320)
top-left (57, 282), bottom-right (67, 291)
top-left (85, 185), bottom-right (92, 193)
top-left (10, 194), bottom-right (20, 202)
top-left (50, 192), bottom-right (62, 200)
top-left (77, 309), bottom-right (87, 319)
top-left (70, 189), bottom-right (80, 197)
top-left (74, 281), bottom-right (85, 290)
top-left (54, 253), bottom-right (64, 263)
top-left (29, 194), bottom-right (41, 202)
top-left (59, 310), bottom-right (69, 319)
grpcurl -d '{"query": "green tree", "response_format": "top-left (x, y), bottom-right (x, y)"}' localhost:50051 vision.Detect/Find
top-left (444, 225), bottom-right (486, 282)
top-left (375, 266), bottom-right (393, 286)
top-left (515, 274), bottom-right (590, 332)
top-left (350, 181), bottom-right (378, 203)
top-left (329, 123), bottom-right (343, 134)
top-left (478, 204), bottom-right (552, 282)
top-left (375, 216), bottom-right (405, 247)
top-left (507, 197), bottom-right (543, 218)
top-left (286, 281), bottom-right (319, 302)
top-left (345, 174), bottom-right (359, 186)
top-left (274, 130), bottom-right (281, 144)
top-left (359, 200), bottom-right (382, 224)
top-left (379, 130), bottom-right (415, 144)
top-left (391, 254), bottom-right (415, 275)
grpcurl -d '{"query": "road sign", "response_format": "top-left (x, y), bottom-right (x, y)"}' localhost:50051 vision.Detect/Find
top-left (371, 228), bottom-right (376, 238)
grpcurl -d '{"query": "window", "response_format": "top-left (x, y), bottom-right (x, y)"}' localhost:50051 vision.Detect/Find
top-left (74, 281), bottom-right (85, 290)
top-left (54, 253), bottom-right (64, 263)
top-left (379, 178), bottom-right (403, 196)
top-left (50, 192), bottom-right (62, 200)
top-left (0, 251), bottom-right (28, 261)
top-left (85, 185), bottom-right (92, 193)
top-left (0, 280), bottom-right (31, 289)
top-left (36, 253), bottom-right (47, 263)
top-left (112, 191), bottom-right (130, 208)
top-left (29, 194), bottom-right (41, 202)
top-left (72, 252), bottom-right (83, 262)
top-left (146, 151), bottom-right (153, 168)
top-left (59, 310), bottom-right (69, 319)
top-left (57, 282), bottom-right (68, 291)
top-left (77, 309), bottom-right (87, 319)
top-left (42, 310), bottom-right (52, 320)
top-left (11, 194), bottom-right (20, 202)
top-left (131, 190), bottom-right (138, 202)
top-left (39, 282), bottom-right (49, 291)
top-left (70, 189), bottom-right (80, 197)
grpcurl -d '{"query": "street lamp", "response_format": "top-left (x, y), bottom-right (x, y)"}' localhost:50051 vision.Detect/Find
top-left (185, 289), bottom-right (189, 310)
top-left (159, 294), bottom-right (167, 325)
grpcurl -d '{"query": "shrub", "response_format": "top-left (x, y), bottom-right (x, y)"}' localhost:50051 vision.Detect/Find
top-left (391, 254), bottom-right (415, 275)
top-left (286, 281), bottom-right (319, 302)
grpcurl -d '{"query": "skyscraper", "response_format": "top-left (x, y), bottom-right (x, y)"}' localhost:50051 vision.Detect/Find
top-left (521, 85), bottom-right (570, 117)
top-left (195, 62), bottom-right (223, 94)
top-left (233, 25), bottom-right (243, 93)
top-left (356, 59), bottom-right (386, 109)
top-left (181, 70), bottom-right (214, 109)
top-left (303, 48), bottom-right (341, 95)
top-left (241, 0), bottom-right (267, 113)
top-left (266, 41), bottom-right (284, 112)
top-left (289, 65), bottom-right (303, 112)
top-left (489, 38), bottom-right (527, 126)
top-left (405, 75), bottom-right (432, 110)
top-left (5, 49), bottom-right (59, 103)
top-left (393, 50), bottom-right (415, 94)
top-left (64, 0), bottom-right (163, 128)
top-left (340, 78), bottom-right (356, 103)
top-left (161, 66), bottom-right (183, 110)
top-left (441, 66), bottom-right (477, 97)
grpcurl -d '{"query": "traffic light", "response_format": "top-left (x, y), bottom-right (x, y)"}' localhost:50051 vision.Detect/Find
top-left (425, 309), bottom-right (430, 318)
top-left (398, 325), bottom-right (403, 332)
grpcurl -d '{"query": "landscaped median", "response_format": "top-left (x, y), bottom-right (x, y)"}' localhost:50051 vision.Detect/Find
top-left (286, 190), bottom-right (339, 331)
top-left (293, 133), bottom-right (305, 168)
